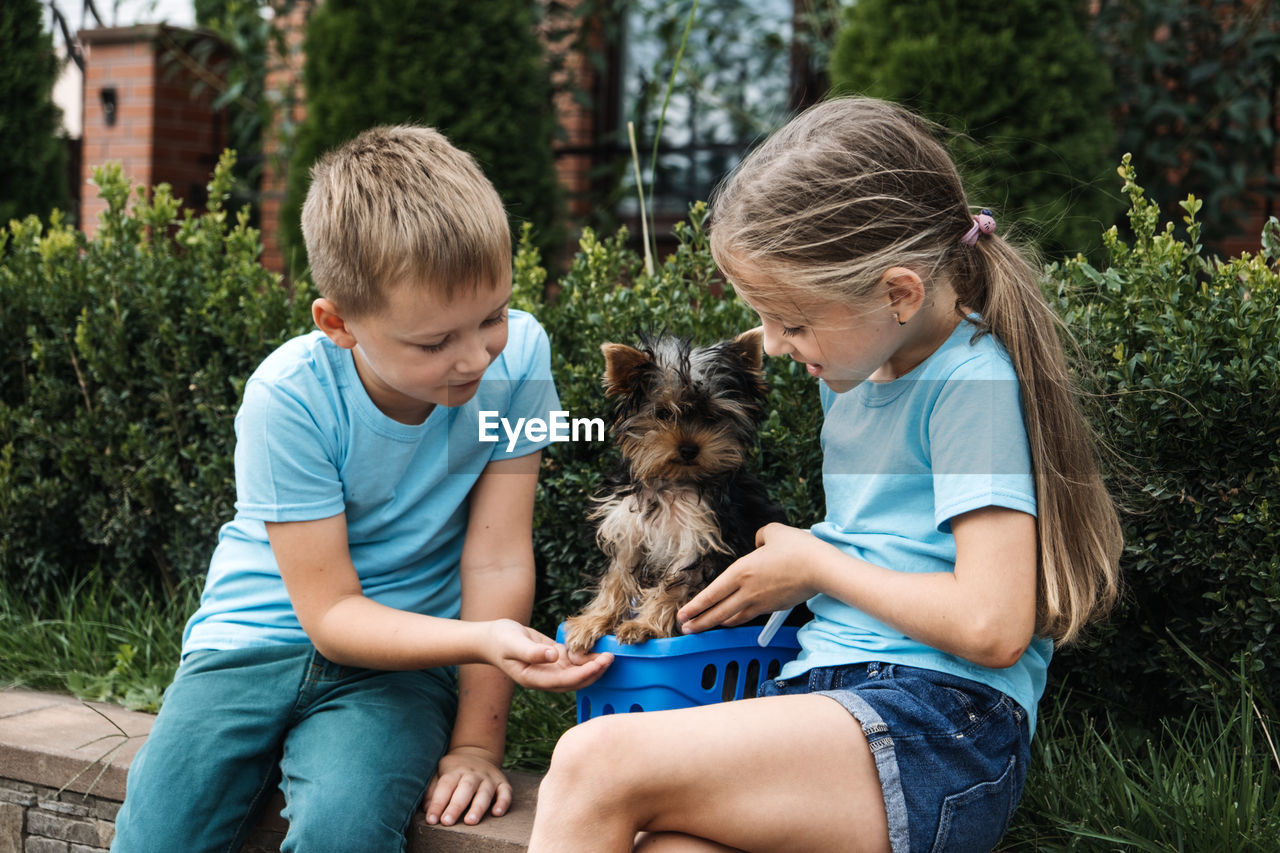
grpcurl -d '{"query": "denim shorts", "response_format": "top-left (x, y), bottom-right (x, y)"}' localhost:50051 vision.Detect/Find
top-left (760, 662), bottom-right (1030, 853)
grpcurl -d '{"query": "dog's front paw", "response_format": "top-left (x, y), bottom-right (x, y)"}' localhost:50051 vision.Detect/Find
top-left (562, 615), bottom-right (608, 656)
top-left (613, 619), bottom-right (663, 646)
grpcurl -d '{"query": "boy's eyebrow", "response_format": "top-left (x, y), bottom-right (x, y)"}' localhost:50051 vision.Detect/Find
top-left (405, 296), bottom-right (511, 341)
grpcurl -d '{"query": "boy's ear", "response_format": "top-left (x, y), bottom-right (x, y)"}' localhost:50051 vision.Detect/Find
top-left (879, 267), bottom-right (926, 324)
top-left (727, 327), bottom-right (764, 374)
top-left (313, 298), bottom-right (358, 350)
top-left (600, 343), bottom-right (651, 396)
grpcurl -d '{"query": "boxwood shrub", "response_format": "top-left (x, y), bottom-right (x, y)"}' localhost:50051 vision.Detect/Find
top-left (0, 153), bottom-right (313, 599)
top-left (1046, 155), bottom-right (1279, 721)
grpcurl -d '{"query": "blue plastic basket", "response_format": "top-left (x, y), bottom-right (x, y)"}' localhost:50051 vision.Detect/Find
top-left (557, 623), bottom-right (801, 723)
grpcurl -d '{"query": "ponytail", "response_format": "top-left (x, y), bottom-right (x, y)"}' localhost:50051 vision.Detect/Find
top-left (961, 237), bottom-right (1123, 643)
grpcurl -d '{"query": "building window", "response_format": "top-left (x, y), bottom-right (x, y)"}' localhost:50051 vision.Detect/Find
top-left (617, 0), bottom-right (797, 218)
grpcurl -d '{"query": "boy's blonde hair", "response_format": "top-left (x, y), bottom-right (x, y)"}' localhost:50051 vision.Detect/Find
top-left (302, 125), bottom-right (511, 317)
top-left (710, 97), bottom-right (1122, 644)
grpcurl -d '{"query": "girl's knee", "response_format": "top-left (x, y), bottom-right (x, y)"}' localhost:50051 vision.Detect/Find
top-left (542, 716), bottom-right (638, 803)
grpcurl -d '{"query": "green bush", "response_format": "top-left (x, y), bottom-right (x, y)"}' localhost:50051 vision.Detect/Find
top-left (0, 153), bottom-right (313, 599)
top-left (5, 147), bottom-right (1275, 734)
top-left (511, 204), bottom-right (825, 631)
top-left (828, 0), bottom-right (1117, 258)
top-left (1047, 156), bottom-right (1280, 721)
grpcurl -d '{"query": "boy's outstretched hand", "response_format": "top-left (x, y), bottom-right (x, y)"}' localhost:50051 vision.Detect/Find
top-left (486, 619), bottom-right (612, 692)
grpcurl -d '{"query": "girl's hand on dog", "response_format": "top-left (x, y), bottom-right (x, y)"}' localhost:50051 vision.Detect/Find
top-left (423, 745), bottom-right (510, 827)
top-left (677, 523), bottom-right (831, 632)
top-left (486, 619), bottom-right (613, 691)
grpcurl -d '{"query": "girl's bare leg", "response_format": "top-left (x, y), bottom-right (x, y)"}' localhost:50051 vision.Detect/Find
top-left (529, 694), bottom-right (891, 853)
top-left (635, 831), bottom-right (742, 851)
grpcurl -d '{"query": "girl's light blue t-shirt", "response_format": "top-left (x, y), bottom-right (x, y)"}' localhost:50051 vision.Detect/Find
top-left (182, 309), bottom-right (560, 655)
top-left (783, 318), bottom-right (1051, 733)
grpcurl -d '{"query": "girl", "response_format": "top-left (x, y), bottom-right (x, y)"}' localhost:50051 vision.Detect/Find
top-left (528, 97), bottom-right (1122, 853)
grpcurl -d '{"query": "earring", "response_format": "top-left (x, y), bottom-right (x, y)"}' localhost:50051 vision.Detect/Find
top-left (893, 313), bottom-right (906, 326)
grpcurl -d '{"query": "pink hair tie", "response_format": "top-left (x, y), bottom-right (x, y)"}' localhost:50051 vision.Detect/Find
top-left (961, 209), bottom-right (996, 246)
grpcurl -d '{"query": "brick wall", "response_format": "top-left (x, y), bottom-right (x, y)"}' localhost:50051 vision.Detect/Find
top-left (0, 778), bottom-right (120, 852)
top-left (77, 26), bottom-right (227, 239)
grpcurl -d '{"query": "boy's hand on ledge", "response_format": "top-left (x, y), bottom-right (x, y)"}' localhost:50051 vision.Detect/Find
top-left (486, 619), bottom-right (613, 692)
top-left (424, 745), bottom-right (510, 827)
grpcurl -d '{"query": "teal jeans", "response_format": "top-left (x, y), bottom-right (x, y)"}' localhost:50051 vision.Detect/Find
top-left (110, 644), bottom-right (457, 853)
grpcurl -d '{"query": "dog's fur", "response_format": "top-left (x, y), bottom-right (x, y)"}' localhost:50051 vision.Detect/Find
top-left (562, 329), bottom-right (787, 654)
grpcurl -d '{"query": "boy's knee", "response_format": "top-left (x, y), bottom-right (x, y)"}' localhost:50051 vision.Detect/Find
top-left (282, 782), bottom-right (420, 853)
top-left (282, 807), bottom-right (409, 853)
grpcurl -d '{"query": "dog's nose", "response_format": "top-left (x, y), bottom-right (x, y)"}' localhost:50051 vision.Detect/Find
top-left (677, 442), bottom-right (700, 462)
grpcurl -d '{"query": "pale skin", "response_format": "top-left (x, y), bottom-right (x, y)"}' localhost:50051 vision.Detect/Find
top-left (528, 268), bottom-right (1038, 852)
top-left (268, 279), bottom-right (611, 829)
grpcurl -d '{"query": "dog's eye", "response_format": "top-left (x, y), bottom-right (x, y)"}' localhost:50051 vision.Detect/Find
top-left (654, 407), bottom-right (676, 422)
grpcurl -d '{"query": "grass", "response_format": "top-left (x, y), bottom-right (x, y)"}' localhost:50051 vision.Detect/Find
top-left (4, 577), bottom-right (1277, 849)
top-left (0, 574), bottom-right (198, 711)
top-left (0, 572), bottom-right (576, 769)
top-left (1003, 674), bottom-right (1280, 851)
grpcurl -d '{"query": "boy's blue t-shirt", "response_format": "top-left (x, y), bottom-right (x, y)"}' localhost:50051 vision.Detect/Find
top-left (182, 309), bottom-right (560, 656)
top-left (782, 318), bottom-right (1052, 733)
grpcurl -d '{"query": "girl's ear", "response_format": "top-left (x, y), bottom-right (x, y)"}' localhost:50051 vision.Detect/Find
top-left (879, 267), bottom-right (926, 324)
top-left (313, 298), bottom-right (358, 350)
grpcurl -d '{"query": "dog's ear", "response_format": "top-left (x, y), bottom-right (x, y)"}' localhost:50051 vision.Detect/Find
top-left (601, 343), bottom-right (651, 396)
top-left (726, 328), bottom-right (764, 375)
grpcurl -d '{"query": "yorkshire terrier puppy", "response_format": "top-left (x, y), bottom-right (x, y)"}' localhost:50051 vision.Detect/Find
top-left (562, 329), bottom-right (787, 655)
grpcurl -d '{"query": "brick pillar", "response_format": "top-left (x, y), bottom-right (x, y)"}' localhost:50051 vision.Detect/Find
top-left (544, 1), bottom-right (597, 224)
top-left (258, 1), bottom-right (313, 276)
top-left (78, 25), bottom-right (227, 239)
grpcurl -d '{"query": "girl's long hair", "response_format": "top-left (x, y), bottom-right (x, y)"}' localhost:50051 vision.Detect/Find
top-left (710, 97), bottom-right (1121, 643)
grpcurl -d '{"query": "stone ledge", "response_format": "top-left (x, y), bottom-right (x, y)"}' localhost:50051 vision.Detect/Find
top-left (0, 688), bottom-right (536, 852)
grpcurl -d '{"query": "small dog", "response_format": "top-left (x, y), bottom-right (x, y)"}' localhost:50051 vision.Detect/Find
top-left (562, 329), bottom-right (787, 655)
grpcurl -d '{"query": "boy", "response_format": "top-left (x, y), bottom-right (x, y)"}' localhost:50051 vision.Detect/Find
top-left (111, 126), bottom-right (611, 853)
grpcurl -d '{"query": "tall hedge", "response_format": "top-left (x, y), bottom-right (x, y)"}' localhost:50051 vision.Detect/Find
top-left (828, 0), bottom-right (1117, 258)
top-left (279, 0), bottom-right (564, 273)
top-left (0, 155), bottom-right (312, 598)
top-left (1048, 158), bottom-right (1280, 720)
top-left (0, 0), bottom-right (69, 226)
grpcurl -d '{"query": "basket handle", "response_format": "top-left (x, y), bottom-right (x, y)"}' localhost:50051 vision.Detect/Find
top-left (756, 608), bottom-right (793, 647)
